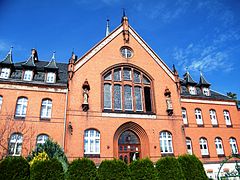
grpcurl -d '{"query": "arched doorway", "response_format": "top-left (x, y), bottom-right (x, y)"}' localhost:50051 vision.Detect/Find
top-left (113, 121), bottom-right (150, 161)
top-left (118, 130), bottom-right (141, 163)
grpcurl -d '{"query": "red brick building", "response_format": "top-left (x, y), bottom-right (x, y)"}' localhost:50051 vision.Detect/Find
top-left (0, 15), bottom-right (239, 179)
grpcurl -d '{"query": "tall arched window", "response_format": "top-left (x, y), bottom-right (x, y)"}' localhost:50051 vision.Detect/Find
top-left (186, 137), bottom-right (193, 155)
top-left (36, 134), bottom-right (49, 146)
top-left (215, 137), bottom-right (224, 155)
top-left (8, 133), bottom-right (23, 156)
top-left (40, 99), bottom-right (52, 119)
top-left (181, 108), bottom-right (188, 125)
top-left (160, 131), bottom-right (173, 154)
top-left (223, 110), bottom-right (231, 126)
top-left (229, 137), bottom-right (238, 154)
top-left (84, 129), bottom-right (100, 156)
top-left (195, 108), bottom-right (203, 125)
top-left (209, 109), bottom-right (218, 126)
top-left (199, 137), bottom-right (209, 156)
top-left (15, 97), bottom-right (28, 118)
top-left (103, 66), bottom-right (153, 113)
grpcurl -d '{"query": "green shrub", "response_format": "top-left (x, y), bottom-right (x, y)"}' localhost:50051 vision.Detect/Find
top-left (155, 156), bottom-right (185, 180)
top-left (30, 158), bottom-right (64, 180)
top-left (178, 154), bottom-right (208, 180)
top-left (98, 159), bottom-right (130, 180)
top-left (129, 158), bottom-right (156, 180)
top-left (0, 156), bottom-right (30, 180)
top-left (67, 158), bottom-right (97, 180)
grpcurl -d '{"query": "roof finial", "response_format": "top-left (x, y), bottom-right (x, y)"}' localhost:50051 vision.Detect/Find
top-left (199, 69), bottom-right (203, 76)
top-left (52, 51), bottom-right (56, 60)
top-left (9, 46), bottom-right (13, 54)
top-left (122, 8), bottom-right (126, 17)
top-left (105, 19), bottom-right (110, 37)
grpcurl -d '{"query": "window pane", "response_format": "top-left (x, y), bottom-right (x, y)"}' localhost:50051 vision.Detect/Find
top-left (143, 76), bottom-right (150, 84)
top-left (114, 69), bottom-right (121, 81)
top-left (104, 84), bottom-right (112, 109)
top-left (124, 85), bottom-right (133, 110)
top-left (104, 72), bottom-right (111, 80)
top-left (123, 68), bottom-right (131, 80)
top-left (134, 71), bottom-right (141, 83)
top-left (134, 87), bottom-right (143, 111)
top-left (114, 85), bottom-right (122, 110)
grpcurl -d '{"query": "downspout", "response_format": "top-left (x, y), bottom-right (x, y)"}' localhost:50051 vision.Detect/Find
top-left (63, 88), bottom-right (68, 151)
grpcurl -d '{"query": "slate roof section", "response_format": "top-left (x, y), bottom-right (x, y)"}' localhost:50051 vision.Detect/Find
top-left (0, 50), bottom-right (13, 65)
top-left (182, 72), bottom-right (197, 85)
top-left (22, 55), bottom-right (36, 67)
top-left (199, 73), bottom-right (211, 87)
top-left (44, 53), bottom-right (58, 70)
top-left (0, 60), bottom-right (68, 86)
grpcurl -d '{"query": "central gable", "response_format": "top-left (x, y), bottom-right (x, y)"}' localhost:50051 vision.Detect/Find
top-left (74, 20), bottom-right (175, 81)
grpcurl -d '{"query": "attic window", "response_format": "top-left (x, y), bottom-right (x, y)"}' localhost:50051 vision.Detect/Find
top-left (202, 87), bottom-right (210, 96)
top-left (0, 68), bottom-right (11, 79)
top-left (46, 72), bottom-right (56, 83)
top-left (189, 86), bottom-right (196, 95)
top-left (120, 47), bottom-right (133, 58)
top-left (23, 70), bottom-right (33, 81)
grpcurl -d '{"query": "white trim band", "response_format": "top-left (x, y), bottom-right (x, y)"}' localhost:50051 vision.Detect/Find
top-left (102, 112), bottom-right (157, 119)
top-left (181, 98), bottom-right (236, 106)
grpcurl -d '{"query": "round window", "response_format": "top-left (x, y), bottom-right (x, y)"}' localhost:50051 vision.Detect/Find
top-left (120, 47), bottom-right (133, 58)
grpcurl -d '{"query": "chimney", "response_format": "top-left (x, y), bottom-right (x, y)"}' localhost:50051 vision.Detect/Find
top-left (31, 48), bottom-right (39, 62)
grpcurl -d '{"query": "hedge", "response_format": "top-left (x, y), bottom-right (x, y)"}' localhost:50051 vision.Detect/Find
top-left (155, 156), bottom-right (185, 180)
top-left (98, 159), bottom-right (130, 180)
top-left (66, 158), bottom-right (97, 180)
top-left (129, 158), bottom-right (156, 180)
top-left (30, 158), bottom-right (64, 180)
top-left (178, 154), bottom-right (208, 180)
top-left (0, 156), bottom-right (30, 180)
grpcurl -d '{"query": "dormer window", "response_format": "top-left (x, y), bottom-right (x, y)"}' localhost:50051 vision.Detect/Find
top-left (203, 87), bottom-right (210, 96)
top-left (189, 86), bottom-right (196, 95)
top-left (0, 68), bottom-right (11, 79)
top-left (23, 70), bottom-right (33, 81)
top-left (46, 72), bottom-right (56, 83)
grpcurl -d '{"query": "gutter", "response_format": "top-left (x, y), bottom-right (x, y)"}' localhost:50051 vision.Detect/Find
top-left (62, 88), bottom-right (68, 150)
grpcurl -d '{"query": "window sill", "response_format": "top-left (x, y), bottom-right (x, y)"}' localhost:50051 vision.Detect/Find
top-left (102, 112), bottom-right (156, 119)
top-left (161, 153), bottom-right (174, 157)
top-left (226, 125), bottom-right (233, 128)
top-left (14, 116), bottom-right (25, 120)
top-left (184, 124), bottom-right (189, 127)
top-left (212, 124), bottom-right (219, 127)
top-left (40, 118), bottom-right (51, 121)
top-left (217, 154), bottom-right (225, 157)
top-left (202, 155), bottom-right (210, 158)
top-left (197, 124), bottom-right (204, 127)
top-left (84, 154), bottom-right (100, 158)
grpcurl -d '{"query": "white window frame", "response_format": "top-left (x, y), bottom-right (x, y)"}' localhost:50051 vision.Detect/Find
top-left (223, 110), bottom-right (231, 126)
top-left (0, 68), bottom-right (10, 79)
top-left (182, 108), bottom-right (188, 125)
top-left (189, 86), bottom-right (196, 95)
top-left (229, 138), bottom-right (238, 154)
top-left (203, 87), bottom-right (210, 96)
top-left (121, 47), bottom-right (133, 58)
top-left (0, 96), bottom-right (2, 111)
top-left (36, 134), bottom-right (49, 146)
top-left (215, 138), bottom-right (224, 155)
top-left (160, 131), bottom-right (173, 154)
top-left (186, 138), bottom-right (193, 155)
top-left (15, 97), bottom-right (28, 117)
top-left (209, 109), bottom-right (218, 126)
top-left (8, 133), bottom-right (23, 156)
top-left (40, 99), bottom-right (52, 119)
top-left (23, 70), bottom-right (33, 81)
top-left (195, 108), bottom-right (203, 125)
top-left (199, 138), bottom-right (209, 156)
top-left (46, 72), bottom-right (56, 83)
top-left (84, 129), bottom-right (100, 155)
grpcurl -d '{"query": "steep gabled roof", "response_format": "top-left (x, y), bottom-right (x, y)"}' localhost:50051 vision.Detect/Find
top-left (44, 52), bottom-right (58, 70)
top-left (22, 55), bottom-right (36, 67)
top-left (199, 73), bottom-right (211, 87)
top-left (0, 48), bottom-right (13, 65)
top-left (183, 72), bottom-right (197, 85)
top-left (74, 21), bottom-right (175, 81)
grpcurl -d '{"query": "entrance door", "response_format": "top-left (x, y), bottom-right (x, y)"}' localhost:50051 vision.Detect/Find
top-left (118, 130), bottom-right (141, 163)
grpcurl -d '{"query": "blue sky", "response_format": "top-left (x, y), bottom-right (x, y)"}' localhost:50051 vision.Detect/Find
top-left (0, 0), bottom-right (239, 98)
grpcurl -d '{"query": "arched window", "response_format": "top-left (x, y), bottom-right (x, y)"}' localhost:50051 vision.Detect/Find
top-left (223, 110), bottom-right (231, 126)
top-left (40, 99), bottom-right (52, 119)
top-left (229, 137), bottom-right (238, 154)
top-left (103, 66), bottom-right (153, 113)
top-left (84, 129), bottom-right (100, 155)
top-left (160, 131), bottom-right (173, 154)
top-left (195, 108), bottom-right (203, 125)
top-left (209, 109), bottom-right (218, 126)
top-left (0, 96), bottom-right (2, 111)
top-left (215, 137), bottom-right (224, 155)
top-left (36, 134), bottom-right (49, 146)
top-left (181, 108), bottom-right (188, 125)
top-left (186, 138), bottom-right (193, 155)
top-left (8, 133), bottom-right (23, 156)
top-left (199, 137), bottom-right (209, 156)
top-left (15, 97), bottom-right (28, 118)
